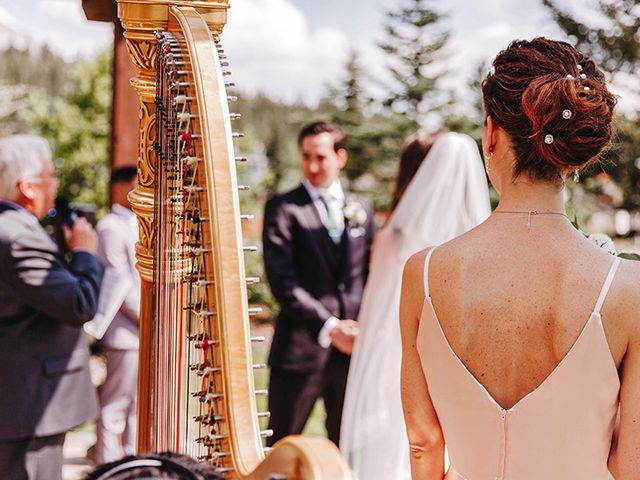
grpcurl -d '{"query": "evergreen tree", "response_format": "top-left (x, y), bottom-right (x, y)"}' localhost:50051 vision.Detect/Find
top-left (442, 60), bottom-right (488, 143)
top-left (327, 49), bottom-right (366, 128)
top-left (322, 50), bottom-right (417, 209)
top-left (543, 0), bottom-right (640, 75)
top-left (378, 0), bottom-right (450, 121)
top-left (544, 0), bottom-right (640, 213)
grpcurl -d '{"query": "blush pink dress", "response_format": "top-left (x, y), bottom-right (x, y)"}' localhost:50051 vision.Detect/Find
top-left (417, 249), bottom-right (621, 480)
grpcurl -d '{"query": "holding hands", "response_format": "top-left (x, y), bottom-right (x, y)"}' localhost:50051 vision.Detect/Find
top-left (330, 319), bottom-right (359, 355)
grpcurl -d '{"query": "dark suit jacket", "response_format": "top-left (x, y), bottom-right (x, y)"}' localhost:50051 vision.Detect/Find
top-left (0, 204), bottom-right (104, 440)
top-left (263, 184), bottom-right (375, 373)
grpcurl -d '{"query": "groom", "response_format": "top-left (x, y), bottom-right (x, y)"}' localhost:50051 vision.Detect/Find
top-left (263, 121), bottom-right (375, 446)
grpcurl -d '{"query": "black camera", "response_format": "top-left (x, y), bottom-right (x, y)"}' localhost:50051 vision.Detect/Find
top-left (45, 196), bottom-right (97, 251)
top-left (53, 196), bottom-right (80, 228)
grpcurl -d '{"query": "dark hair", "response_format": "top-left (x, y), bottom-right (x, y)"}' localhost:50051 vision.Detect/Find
top-left (297, 121), bottom-right (347, 152)
top-left (111, 166), bottom-right (138, 184)
top-left (482, 37), bottom-right (617, 181)
top-left (390, 130), bottom-right (444, 212)
top-left (85, 452), bottom-right (224, 480)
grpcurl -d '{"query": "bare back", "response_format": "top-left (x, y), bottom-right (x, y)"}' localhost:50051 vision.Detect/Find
top-left (425, 215), bottom-right (636, 410)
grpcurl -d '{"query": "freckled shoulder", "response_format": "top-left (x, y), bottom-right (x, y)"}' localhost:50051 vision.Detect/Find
top-left (615, 258), bottom-right (640, 326)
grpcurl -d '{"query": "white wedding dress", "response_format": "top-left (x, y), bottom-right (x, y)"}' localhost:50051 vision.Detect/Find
top-left (340, 132), bottom-right (491, 480)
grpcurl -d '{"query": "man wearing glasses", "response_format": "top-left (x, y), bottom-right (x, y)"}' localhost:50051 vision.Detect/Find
top-left (0, 134), bottom-right (104, 480)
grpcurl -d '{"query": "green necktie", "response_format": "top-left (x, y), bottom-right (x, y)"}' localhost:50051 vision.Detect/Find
top-left (319, 191), bottom-right (342, 244)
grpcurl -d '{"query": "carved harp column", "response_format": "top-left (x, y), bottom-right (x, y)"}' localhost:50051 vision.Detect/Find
top-left (118, 1), bottom-right (351, 478)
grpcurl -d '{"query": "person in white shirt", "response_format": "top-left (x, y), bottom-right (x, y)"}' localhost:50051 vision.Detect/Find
top-left (90, 166), bottom-right (140, 463)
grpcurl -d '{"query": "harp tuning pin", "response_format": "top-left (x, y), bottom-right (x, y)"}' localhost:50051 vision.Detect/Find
top-left (255, 389), bottom-right (268, 396)
top-left (257, 411), bottom-right (271, 419)
top-left (260, 429), bottom-right (274, 438)
top-left (220, 61), bottom-right (230, 67)
top-left (222, 70), bottom-right (232, 77)
top-left (243, 245), bottom-right (258, 253)
top-left (253, 363), bottom-right (267, 369)
top-left (240, 214), bottom-right (255, 221)
top-left (229, 113), bottom-right (242, 120)
top-left (232, 132), bottom-right (245, 138)
top-left (225, 82), bottom-right (236, 88)
top-left (227, 95), bottom-right (238, 102)
top-left (235, 156), bottom-right (247, 162)
top-left (248, 306), bottom-right (263, 314)
top-left (238, 184), bottom-right (250, 191)
top-left (246, 276), bottom-right (260, 285)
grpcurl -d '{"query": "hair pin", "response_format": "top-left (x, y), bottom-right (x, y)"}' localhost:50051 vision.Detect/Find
top-left (544, 134), bottom-right (554, 144)
top-left (580, 73), bottom-right (587, 79)
top-left (566, 74), bottom-right (575, 80)
top-left (584, 86), bottom-right (590, 92)
top-left (577, 64), bottom-right (583, 71)
top-left (562, 109), bottom-right (573, 119)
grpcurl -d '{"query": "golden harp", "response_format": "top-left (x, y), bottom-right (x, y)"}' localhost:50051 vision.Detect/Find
top-left (117, 1), bottom-right (351, 478)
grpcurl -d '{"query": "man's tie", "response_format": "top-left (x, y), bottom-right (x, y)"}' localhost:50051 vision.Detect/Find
top-left (319, 191), bottom-right (343, 244)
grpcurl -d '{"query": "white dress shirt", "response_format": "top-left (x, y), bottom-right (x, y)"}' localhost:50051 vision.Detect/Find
top-left (302, 180), bottom-right (344, 348)
top-left (96, 203), bottom-right (140, 350)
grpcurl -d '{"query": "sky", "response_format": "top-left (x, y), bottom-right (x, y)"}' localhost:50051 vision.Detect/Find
top-left (1, 0), bottom-right (633, 113)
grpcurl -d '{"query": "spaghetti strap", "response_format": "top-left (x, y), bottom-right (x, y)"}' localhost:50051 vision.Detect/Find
top-left (423, 247), bottom-right (437, 298)
top-left (594, 256), bottom-right (621, 314)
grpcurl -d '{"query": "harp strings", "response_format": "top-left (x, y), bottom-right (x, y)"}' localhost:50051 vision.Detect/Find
top-left (153, 31), bottom-right (227, 468)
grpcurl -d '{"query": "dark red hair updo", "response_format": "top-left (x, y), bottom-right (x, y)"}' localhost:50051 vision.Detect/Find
top-left (482, 37), bottom-right (617, 181)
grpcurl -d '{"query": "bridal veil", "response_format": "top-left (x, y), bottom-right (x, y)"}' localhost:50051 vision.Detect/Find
top-left (340, 131), bottom-right (491, 479)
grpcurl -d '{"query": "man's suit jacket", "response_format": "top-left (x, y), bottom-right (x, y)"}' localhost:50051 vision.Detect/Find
top-left (263, 184), bottom-right (375, 373)
top-left (96, 204), bottom-right (140, 351)
top-left (0, 204), bottom-right (104, 440)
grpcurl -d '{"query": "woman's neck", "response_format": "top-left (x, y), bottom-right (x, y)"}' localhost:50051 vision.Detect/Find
top-left (495, 176), bottom-right (566, 214)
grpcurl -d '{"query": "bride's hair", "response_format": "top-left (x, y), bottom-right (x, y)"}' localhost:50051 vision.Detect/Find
top-left (482, 37), bottom-right (617, 181)
top-left (390, 130), bottom-right (444, 212)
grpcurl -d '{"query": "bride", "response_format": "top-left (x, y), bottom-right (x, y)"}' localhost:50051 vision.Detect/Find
top-left (340, 130), bottom-right (491, 479)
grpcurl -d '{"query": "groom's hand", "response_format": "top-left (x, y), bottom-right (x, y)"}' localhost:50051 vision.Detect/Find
top-left (330, 319), bottom-right (359, 355)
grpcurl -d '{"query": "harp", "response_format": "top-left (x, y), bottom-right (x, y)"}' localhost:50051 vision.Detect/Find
top-left (117, 1), bottom-right (352, 478)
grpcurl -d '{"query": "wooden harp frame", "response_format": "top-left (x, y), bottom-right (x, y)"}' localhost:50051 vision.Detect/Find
top-left (117, 1), bottom-right (352, 478)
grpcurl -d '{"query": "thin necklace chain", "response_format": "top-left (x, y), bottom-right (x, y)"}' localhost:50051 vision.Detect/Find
top-left (492, 209), bottom-right (569, 229)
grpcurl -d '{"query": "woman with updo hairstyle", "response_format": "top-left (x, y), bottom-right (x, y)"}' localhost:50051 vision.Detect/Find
top-left (400, 38), bottom-right (640, 479)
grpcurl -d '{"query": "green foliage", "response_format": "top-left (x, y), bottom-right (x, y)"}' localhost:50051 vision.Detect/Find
top-left (543, 0), bottom-right (640, 212)
top-left (0, 46), bottom-right (112, 213)
top-left (442, 60), bottom-right (487, 143)
top-left (29, 50), bottom-right (113, 213)
top-left (234, 94), bottom-right (311, 195)
top-left (543, 0), bottom-right (640, 75)
top-left (0, 45), bottom-right (71, 97)
top-left (378, 0), bottom-right (450, 121)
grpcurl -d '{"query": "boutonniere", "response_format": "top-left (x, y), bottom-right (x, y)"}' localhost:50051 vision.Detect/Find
top-left (343, 198), bottom-right (367, 237)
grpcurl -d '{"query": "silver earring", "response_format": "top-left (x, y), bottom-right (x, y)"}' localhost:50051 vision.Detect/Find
top-left (573, 169), bottom-right (580, 182)
top-left (485, 151), bottom-right (493, 174)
